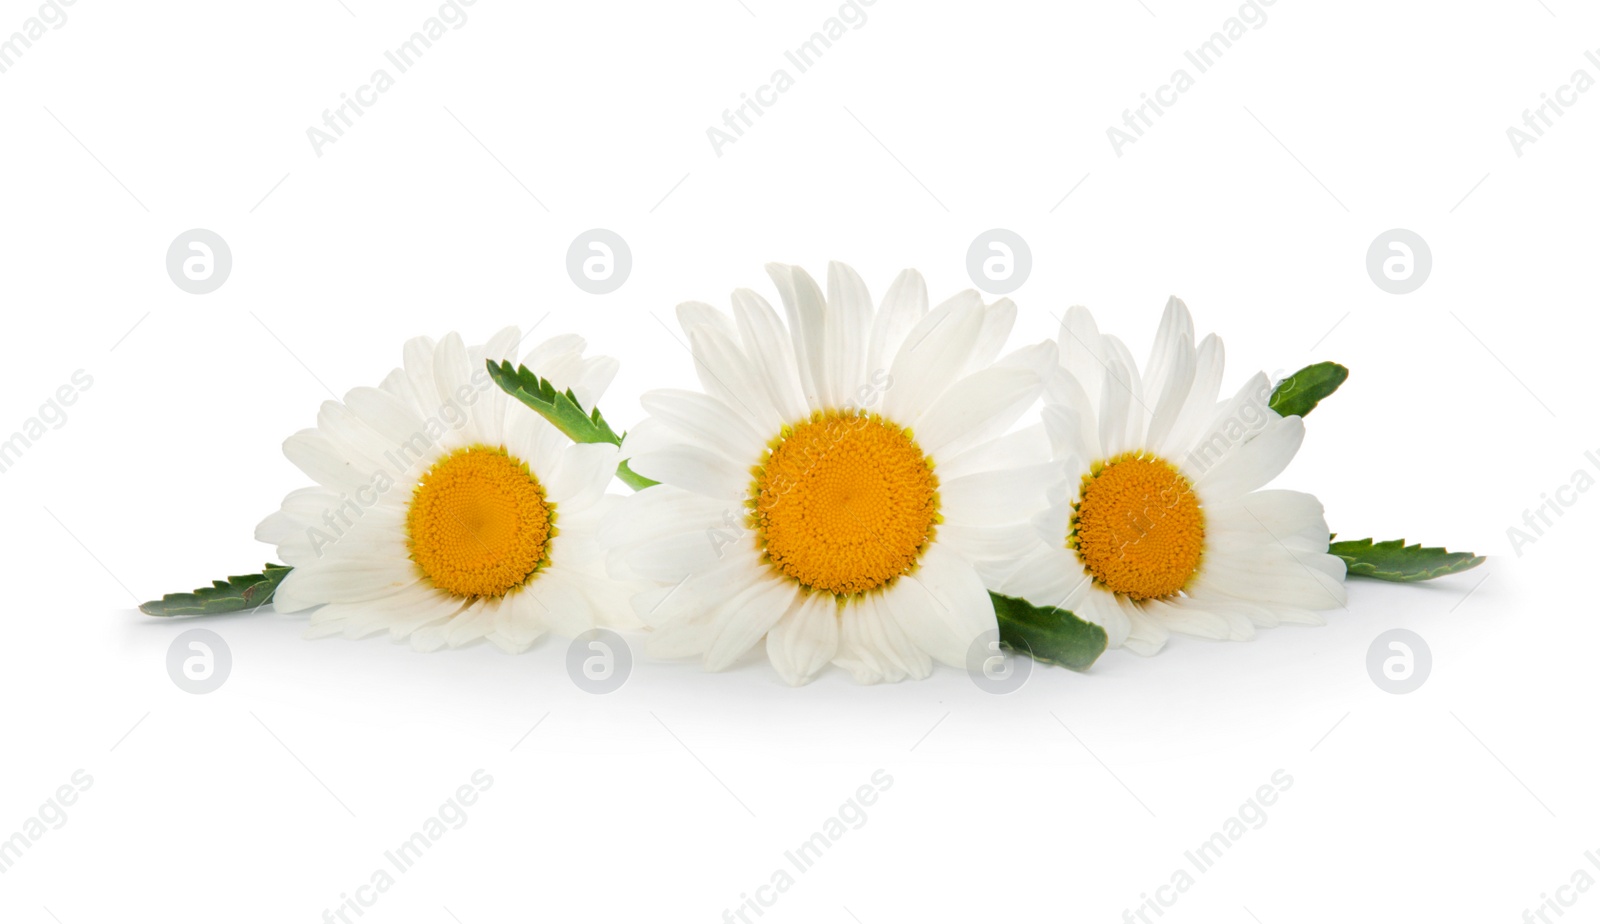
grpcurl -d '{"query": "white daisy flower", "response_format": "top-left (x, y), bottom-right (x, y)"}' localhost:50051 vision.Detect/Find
top-left (993, 298), bottom-right (1348, 656)
top-left (604, 262), bottom-right (1052, 685)
top-left (255, 329), bottom-right (634, 652)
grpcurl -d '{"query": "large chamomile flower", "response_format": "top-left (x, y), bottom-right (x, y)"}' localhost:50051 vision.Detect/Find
top-left (604, 262), bottom-right (1052, 685)
top-left (994, 299), bottom-right (1347, 656)
top-left (256, 329), bottom-right (634, 652)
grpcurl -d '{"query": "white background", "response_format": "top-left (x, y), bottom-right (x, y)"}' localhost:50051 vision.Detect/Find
top-left (2, 1), bottom-right (1596, 921)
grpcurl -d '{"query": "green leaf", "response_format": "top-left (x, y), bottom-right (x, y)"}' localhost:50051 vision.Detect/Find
top-left (1269, 362), bottom-right (1349, 418)
top-left (990, 591), bottom-right (1108, 672)
top-left (487, 359), bottom-right (658, 491)
top-left (139, 564), bottom-right (292, 617)
top-left (1328, 538), bottom-right (1484, 582)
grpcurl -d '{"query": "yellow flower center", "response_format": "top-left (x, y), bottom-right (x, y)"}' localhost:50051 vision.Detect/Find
top-left (405, 445), bottom-right (554, 598)
top-left (1069, 452), bottom-right (1204, 600)
top-left (749, 411), bottom-right (939, 596)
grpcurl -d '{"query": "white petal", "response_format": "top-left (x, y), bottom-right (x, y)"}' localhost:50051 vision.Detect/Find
top-left (600, 485), bottom-right (729, 551)
top-left (703, 576), bottom-right (800, 671)
top-left (256, 487), bottom-right (340, 543)
top-left (1142, 331), bottom-right (1196, 452)
top-left (882, 292), bottom-right (983, 422)
top-left (503, 413), bottom-right (570, 481)
top-left (685, 323), bottom-right (781, 433)
top-left (446, 602), bottom-right (498, 647)
top-left (303, 583), bottom-right (454, 641)
top-left (675, 300), bottom-right (736, 340)
top-left (627, 445), bottom-right (747, 500)
top-left (314, 400), bottom-right (394, 475)
top-left (1193, 548), bottom-right (1347, 610)
top-left (1208, 489), bottom-right (1331, 549)
top-left (482, 326), bottom-right (521, 365)
top-left (521, 333), bottom-right (584, 369)
top-left (1042, 401), bottom-right (1099, 465)
top-left (940, 464), bottom-right (1061, 527)
top-left (519, 567), bottom-right (602, 638)
top-left (344, 386), bottom-right (428, 456)
top-left (1056, 306), bottom-right (1108, 411)
top-left (1097, 338), bottom-right (1145, 455)
top-left (402, 335), bottom-right (443, 411)
top-left (1119, 606), bottom-right (1170, 655)
top-left (824, 261), bottom-right (873, 407)
top-left (616, 530), bottom-right (738, 584)
top-left (431, 333), bottom-right (475, 435)
top-left (493, 590), bottom-right (551, 648)
top-left (1141, 297), bottom-right (1195, 405)
top-left (1179, 371), bottom-right (1273, 476)
top-left (765, 593), bottom-right (841, 685)
top-left (960, 298), bottom-right (1017, 378)
top-left (765, 263), bottom-right (830, 408)
top-left (640, 389), bottom-right (765, 466)
top-left (1137, 596), bottom-right (1232, 641)
top-left (273, 556), bottom-right (417, 610)
top-left (634, 544), bottom-right (765, 628)
top-left (936, 523), bottom-right (1044, 578)
top-left (282, 429), bottom-right (370, 494)
top-left (837, 593), bottom-right (931, 682)
top-left (886, 545), bottom-right (995, 668)
top-left (569, 355), bottom-right (620, 411)
top-left (936, 421), bottom-right (1052, 480)
top-left (1092, 592), bottom-right (1142, 650)
top-left (912, 366), bottom-right (1040, 459)
top-left (1192, 415), bottom-right (1305, 501)
top-left (865, 269), bottom-right (928, 373)
top-left (383, 590), bottom-right (462, 641)
top-left (548, 500), bottom-right (610, 570)
top-left (732, 287), bottom-right (808, 423)
top-left (992, 534), bottom-right (1062, 589)
top-left (542, 442), bottom-right (620, 511)
top-left (1160, 333), bottom-right (1226, 458)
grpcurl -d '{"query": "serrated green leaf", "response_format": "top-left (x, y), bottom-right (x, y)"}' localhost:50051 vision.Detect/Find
top-left (1269, 362), bottom-right (1349, 418)
top-left (1329, 538), bottom-right (1484, 582)
top-left (487, 359), bottom-right (659, 491)
top-left (139, 564), bottom-right (291, 617)
top-left (990, 591), bottom-right (1107, 671)
top-left (486, 359), bottom-right (623, 442)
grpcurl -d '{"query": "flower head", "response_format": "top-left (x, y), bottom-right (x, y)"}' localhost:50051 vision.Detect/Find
top-left (605, 262), bottom-right (1051, 684)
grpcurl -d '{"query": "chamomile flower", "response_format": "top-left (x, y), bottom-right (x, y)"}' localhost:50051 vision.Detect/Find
top-left (603, 262), bottom-right (1052, 685)
top-left (255, 329), bottom-right (635, 652)
top-left (993, 298), bottom-right (1347, 655)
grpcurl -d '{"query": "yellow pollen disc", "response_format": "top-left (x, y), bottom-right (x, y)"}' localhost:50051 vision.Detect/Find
top-left (1069, 452), bottom-right (1205, 600)
top-left (405, 445), bottom-right (554, 598)
top-left (749, 411), bottom-right (939, 596)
